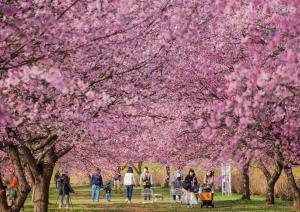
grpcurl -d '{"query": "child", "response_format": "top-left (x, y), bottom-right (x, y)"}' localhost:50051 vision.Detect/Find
top-left (105, 182), bottom-right (112, 202)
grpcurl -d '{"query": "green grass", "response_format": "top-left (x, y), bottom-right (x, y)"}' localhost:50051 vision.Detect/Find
top-left (23, 185), bottom-right (293, 212)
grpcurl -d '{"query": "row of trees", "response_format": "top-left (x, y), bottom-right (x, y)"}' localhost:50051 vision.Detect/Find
top-left (0, 0), bottom-right (299, 211)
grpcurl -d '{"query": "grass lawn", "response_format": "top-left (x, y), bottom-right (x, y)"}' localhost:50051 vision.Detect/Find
top-left (23, 185), bottom-right (292, 212)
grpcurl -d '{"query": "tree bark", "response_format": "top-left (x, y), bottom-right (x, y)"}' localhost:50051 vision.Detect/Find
top-left (33, 176), bottom-right (52, 212)
top-left (241, 161), bottom-right (251, 200)
top-left (258, 160), bottom-right (282, 204)
top-left (0, 173), bottom-right (10, 212)
top-left (8, 145), bottom-right (31, 212)
top-left (31, 148), bottom-right (56, 212)
top-left (284, 165), bottom-right (300, 210)
top-left (163, 165), bottom-right (170, 188)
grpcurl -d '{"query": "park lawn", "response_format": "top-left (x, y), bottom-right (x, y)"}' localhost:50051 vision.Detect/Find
top-left (23, 185), bottom-right (292, 212)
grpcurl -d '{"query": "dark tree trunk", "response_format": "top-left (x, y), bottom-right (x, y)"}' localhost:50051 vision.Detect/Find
top-left (0, 174), bottom-right (10, 212)
top-left (241, 161), bottom-right (251, 200)
top-left (18, 134), bottom-right (72, 212)
top-left (284, 165), bottom-right (300, 210)
top-left (132, 161), bottom-right (143, 185)
top-left (32, 149), bottom-right (55, 212)
top-left (163, 165), bottom-right (170, 188)
top-left (258, 160), bottom-right (282, 204)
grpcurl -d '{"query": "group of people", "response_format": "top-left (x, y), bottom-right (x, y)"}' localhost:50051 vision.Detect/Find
top-left (171, 169), bottom-right (214, 208)
top-left (89, 166), bottom-right (153, 204)
top-left (54, 167), bottom-right (213, 209)
top-left (123, 166), bottom-right (153, 203)
top-left (54, 170), bottom-right (75, 209)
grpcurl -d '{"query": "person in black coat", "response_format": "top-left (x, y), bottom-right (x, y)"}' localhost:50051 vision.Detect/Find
top-left (183, 169), bottom-right (198, 208)
top-left (58, 171), bottom-right (74, 209)
top-left (183, 169), bottom-right (198, 192)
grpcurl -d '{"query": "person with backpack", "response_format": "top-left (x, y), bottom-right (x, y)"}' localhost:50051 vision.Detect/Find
top-left (140, 167), bottom-right (153, 201)
top-left (91, 168), bottom-right (104, 203)
top-left (58, 171), bottom-right (75, 209)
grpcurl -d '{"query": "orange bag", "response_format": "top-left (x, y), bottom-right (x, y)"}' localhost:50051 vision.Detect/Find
top-left (200, 192), bottom-right (213, 201)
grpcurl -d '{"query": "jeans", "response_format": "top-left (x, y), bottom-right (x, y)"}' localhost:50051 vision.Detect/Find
top-left (91, 184), bottom-right (101, 202)
top-left (126, 185), bottom-right (133, 201)
top-left (59, 194), bottom-right (70, 208)
top-left (106, 193), bottom-right (111, 201)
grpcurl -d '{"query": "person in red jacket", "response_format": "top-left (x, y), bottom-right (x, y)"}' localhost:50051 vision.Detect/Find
top-left (10, 171), bottom-right (19, 204)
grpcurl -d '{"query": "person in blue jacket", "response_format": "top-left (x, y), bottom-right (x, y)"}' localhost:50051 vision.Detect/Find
top-left (91, 169), bottom-right (104, 203)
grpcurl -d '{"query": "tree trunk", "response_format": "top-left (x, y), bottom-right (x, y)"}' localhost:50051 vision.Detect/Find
top-left (137, 161), bottom-right (143, 176)
top-left (266, 181), bottom-right (275, 204)
top-left (0, 173), bottom-right (10, 212)
top-left (163, 165), bottom-right (170, 188)
top-left (258, 160), bottom-right (282, 204)
top-left (32, 149), bottom-right (56, 212)
top-left (284, 165), bottom-right (300, 210)
top-left (33, 176), bottom-right (52, 212)
top-left (241, 161), bottom-right (251, 200)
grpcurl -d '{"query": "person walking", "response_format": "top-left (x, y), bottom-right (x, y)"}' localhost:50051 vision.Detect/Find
top-left (58, 171), bottom-right (75, 209)
top-left (113, 168), bottom-right (122, 194)
top-left (140, 167), bottom-right (153, 201)
top-left (123, 167), bottom-right (136, 203)
top-left (105, 181), bottom-right (112, 202)
top-left (91, 168), bottom-right (104, 203)
top-left (183, 169), bottom-right (198, 208)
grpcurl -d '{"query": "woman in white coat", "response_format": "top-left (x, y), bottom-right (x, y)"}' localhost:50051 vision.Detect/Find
top-left (123, 167), bottom-right (137, 203)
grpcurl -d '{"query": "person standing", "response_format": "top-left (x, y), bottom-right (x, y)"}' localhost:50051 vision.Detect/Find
top-left (140, 167), bottom-right (153, 201)
top-left (203, 171), bottom-right (215, 196)
top-left (123, 167), bottom-right (136, 203)
top-left (10, 171), bottom-right (19, 205)
top-left (183, 169), bottom-right (198, 208)
top-left (54, 171), bottom-right (61, 189)
top-left (58, 171), bottom-right (75, 209)
top-left (105, 181), bottom-right (112, 202)
top-left (113, 167), bottom-right (122, 194)
top-left (91, 169), bottom-right (104, 203)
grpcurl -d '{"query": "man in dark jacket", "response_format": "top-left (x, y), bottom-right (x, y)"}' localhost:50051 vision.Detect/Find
top-left (91, 169), bottom-right (103, 202)
top-left (59, 171), bottom-right (74, 209)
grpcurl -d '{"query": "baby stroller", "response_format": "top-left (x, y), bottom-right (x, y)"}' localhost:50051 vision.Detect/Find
top-left (170, 188), bottom-right (182, 203)
top-left (199, 187), bottom-right (214, 208)
top-left (141, 188), bottom-right (153, 203)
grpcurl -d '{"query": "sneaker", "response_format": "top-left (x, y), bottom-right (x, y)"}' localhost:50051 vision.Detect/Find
top-left (172, 200), bottom-right (176, 204)
top-left (128, 200), bottom-right (131, 203)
